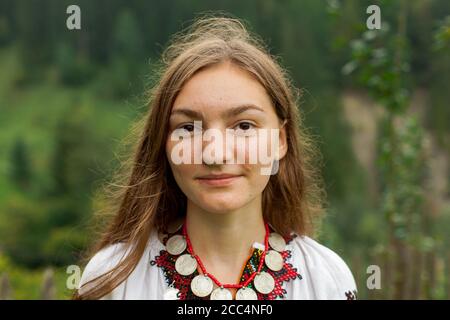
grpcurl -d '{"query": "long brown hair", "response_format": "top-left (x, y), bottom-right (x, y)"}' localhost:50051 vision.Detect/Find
top-left (73, 15), bottom-right (325, 300)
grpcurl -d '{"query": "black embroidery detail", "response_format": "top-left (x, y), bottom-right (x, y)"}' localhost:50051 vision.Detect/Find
top-left (345, 290), bottom-right (358, 300)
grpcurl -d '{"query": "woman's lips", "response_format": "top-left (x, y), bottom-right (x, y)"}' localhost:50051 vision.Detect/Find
top-left (196, 174), bottom-right (243, 187)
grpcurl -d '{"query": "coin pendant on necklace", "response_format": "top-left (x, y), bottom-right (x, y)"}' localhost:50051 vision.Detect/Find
top-left (191, 274), bottom-right (214, 297)
top-left (175, 254), bottom-right (197, 276)
top-left (163, 287), bottom-right (180, 300)
top-left (268, 232), bottom-right (286, 252)
top-left (253, 271), bottom-right (275, 294)
top-left (210, 287), bottom-right (233, 300)
top-left (265, 250), bottom-right (284, 271)
top-left (166, 234), bottom-right (187, 255)
top-left (235, 287), bottom-right (258, 300)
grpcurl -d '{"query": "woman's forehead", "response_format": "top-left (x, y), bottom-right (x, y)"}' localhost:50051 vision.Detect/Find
top-left (172, 62), bottom-right (273, 117)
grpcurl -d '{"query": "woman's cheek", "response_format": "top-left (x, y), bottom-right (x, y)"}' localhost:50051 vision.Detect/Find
top-left (234, 135), bottom-right (258, 165)
top-left (166, 140), bottom-right (194, 185)
top-left (252, 132), bottom-right (272, 175)
top-left (239, 136), bottom-right (265, 184)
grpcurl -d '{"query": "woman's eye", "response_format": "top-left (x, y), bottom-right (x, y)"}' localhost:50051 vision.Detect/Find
top-left (172, 123), bottom-right (201, 139)
top-left (236, 121), bottom-right (254, 131)
top-left (178, 123), bottom-right (202, 133)
top-left (181, 124), bottom-right (195, 132)
top-left (233, 121), bottom-right (257, 136)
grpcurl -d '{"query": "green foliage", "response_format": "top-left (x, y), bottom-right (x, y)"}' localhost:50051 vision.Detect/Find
top-left (432, 16), bottom-right (450, 51)
top-left (104, 9), bottom-right (146, 98)
top-left (9, 137), bottom-right (32, 191)
top-left (0, 252), bottom-right (72, 299)
top-left (428, 15), bottom-right (450, 150)
top-left (0, 46), bottom-right (137, 269)
top-left (341, 1), bottom-right (425, 247)
top-left (343, 25), bottom-right (411, 113)
top-left (54, 42), bottom-right (95, 86)
top-left (111, 10), bottom-right (144, 62)
top-left (377, 114), bottom-right (426, 243)
top-left (336, 0), bottom-right (450, 299)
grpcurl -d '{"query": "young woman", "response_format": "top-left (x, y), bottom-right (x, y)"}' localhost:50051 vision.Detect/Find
top-left (74, 16), bottom-right (357, 300)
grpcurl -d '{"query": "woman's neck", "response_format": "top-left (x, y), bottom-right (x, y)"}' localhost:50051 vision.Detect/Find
top-left (185, 197), bottom-right (266, 284)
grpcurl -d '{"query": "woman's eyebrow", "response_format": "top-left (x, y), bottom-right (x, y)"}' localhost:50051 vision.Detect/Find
top-left (170, 104), bottom-right (265, 119)
top-left (225, 104), bottom-right (265, 118)
top-left (170, 108), bottom-right (203, 119)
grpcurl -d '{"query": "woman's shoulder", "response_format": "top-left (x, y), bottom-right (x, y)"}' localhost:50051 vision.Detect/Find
top-left (81, 242), bottom-right (127, 273)
top-left (288, 234), bottom-right (358, 299)
top-left (288, 234), bottom-right (353, 275)
top-left (77, 242), bottom-right (130, 295)
top-left (78, 233), bottom-right (162, 298)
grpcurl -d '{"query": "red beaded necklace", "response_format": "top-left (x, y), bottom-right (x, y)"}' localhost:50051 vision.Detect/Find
top-left (182, 221), bottom-right (270, 289)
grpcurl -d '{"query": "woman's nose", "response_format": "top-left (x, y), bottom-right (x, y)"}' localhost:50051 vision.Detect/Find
top-left (201, 129), bottom-right (234, 165)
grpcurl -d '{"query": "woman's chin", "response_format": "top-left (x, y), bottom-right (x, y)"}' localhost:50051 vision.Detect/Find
top-left (196, 195), bottom-right (246, 214)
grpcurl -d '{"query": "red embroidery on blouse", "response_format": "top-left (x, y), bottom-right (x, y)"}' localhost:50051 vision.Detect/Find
top-left (150, 230), bottom-right (302, 300)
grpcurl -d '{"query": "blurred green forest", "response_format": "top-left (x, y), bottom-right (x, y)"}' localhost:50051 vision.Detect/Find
top-left (0, 0), bottom-right (449, 299)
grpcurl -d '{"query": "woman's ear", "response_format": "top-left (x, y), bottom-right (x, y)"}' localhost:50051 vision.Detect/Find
top-left (277, 119), bottom-right (288, 161)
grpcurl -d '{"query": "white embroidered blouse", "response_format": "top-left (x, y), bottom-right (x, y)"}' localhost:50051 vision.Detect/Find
top-left (78, 230), bottom-right (357, 300)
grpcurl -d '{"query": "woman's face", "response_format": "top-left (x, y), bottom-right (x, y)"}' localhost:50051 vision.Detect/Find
top-left (166, 61), bottom-right (287, 214)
